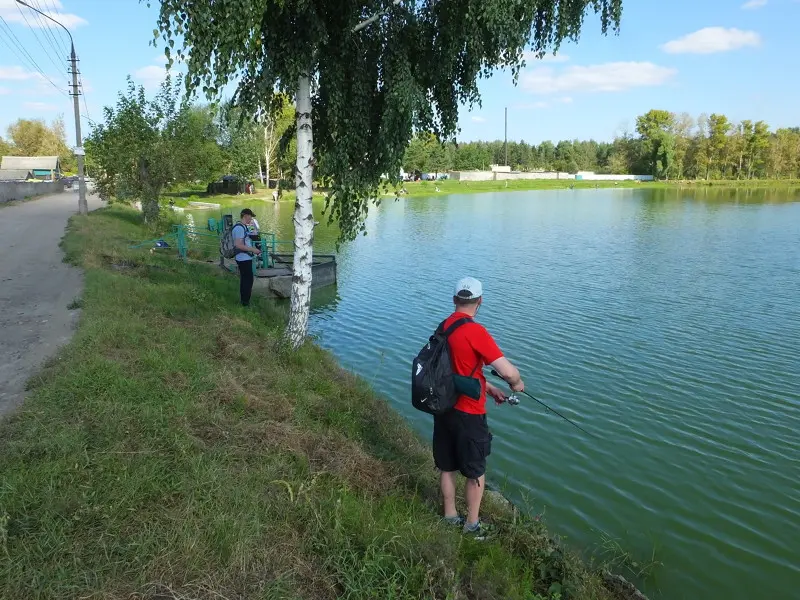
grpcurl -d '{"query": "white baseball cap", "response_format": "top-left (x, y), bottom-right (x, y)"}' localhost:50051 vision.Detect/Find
top-left (454, 276), bottom-right (483, 300)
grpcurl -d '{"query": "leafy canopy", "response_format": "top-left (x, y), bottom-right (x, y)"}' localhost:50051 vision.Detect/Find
top-left (154, 0), bottom-right (622, 239)
top-left (4, 117), bottom-right (76, 172)
top-left (86, 76), bottom-right (225, 221)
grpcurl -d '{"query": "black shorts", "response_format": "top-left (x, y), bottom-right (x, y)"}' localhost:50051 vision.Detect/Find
top-left (433, 410), bottom-right (493, 479)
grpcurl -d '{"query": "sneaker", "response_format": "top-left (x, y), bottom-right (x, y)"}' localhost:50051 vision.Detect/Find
top-left (442, 515), bottom-right (465, 527)
top-left (462, 520), bottom-right (496, 541)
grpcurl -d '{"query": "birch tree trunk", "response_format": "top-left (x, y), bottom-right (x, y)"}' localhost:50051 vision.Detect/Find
top-left (286, 73), bottom-right (314, 348)
top-left (258, 155), bottom-right (264, 184)
top-left (264, 123), bottom-right (271, 187)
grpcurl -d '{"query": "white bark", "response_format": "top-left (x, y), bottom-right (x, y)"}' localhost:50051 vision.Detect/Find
top-left (264, 121), bottom-right (273, 186)
top-left (286, 72), bottom-right (314, 348)
top-left (258, 155), bottom-right (264, 184)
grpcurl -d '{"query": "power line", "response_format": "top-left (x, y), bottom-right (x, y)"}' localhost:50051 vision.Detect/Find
top-left (14, 0), bottom-right (66, 80)
top-left (34, 0), bottom-right (71, 57)
top-left (0, 15), bottom-right (47, 76)
top-left (29, 0), bottom-right (70, 71)
top-left (27, 0), bottom-right (65, 64)
top-left (0, 15), bottom-right (68, 97)
top-left (79, 75), bottom-right (92, 125)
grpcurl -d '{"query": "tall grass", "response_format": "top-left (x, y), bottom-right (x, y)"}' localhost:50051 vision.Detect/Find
top-left (0, 206), bottom-right (632, 599)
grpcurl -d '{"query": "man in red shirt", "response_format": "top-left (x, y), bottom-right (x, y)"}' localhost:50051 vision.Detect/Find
top-left (434, 277), bottom-right (525, 535)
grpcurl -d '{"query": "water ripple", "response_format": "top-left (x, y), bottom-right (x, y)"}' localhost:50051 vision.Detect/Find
top-left (301, 189), bottom-right (800, 600)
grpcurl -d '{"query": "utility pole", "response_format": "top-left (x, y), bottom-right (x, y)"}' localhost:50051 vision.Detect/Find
top-left (69, 44), bottom-right (88, 215)
top-left (16, 0), bottom-right (87, 215)
top-left (504, 107), bottom-right (508, 167)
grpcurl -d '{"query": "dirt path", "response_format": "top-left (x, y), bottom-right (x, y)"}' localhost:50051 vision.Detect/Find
top-left (0, 191), bottom-right (104, 417)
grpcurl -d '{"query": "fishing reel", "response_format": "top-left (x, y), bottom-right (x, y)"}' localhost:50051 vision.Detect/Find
top-left (506, 393), bottom-right (520, 406)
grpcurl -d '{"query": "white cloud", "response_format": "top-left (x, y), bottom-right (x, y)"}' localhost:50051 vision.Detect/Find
top-left (661, 27), bottom-right (761, 54)
top-left (512, 96), bottom-right (573, 110)
top-left (470, 115), bottom-right (486, 123)
top-left (23, 80), bottom-right (62, 96)
top-left (0, 87), bottom-right (10, 95)
top-left (742, 0), bottom-right (767, 8)
top-left (134, 65), bottom-right (168, 90)
top-left (522, 51), bottom-right (570, 63)
top-left (521, 62), bottom-right (676, 94)
top-left (0, 65), bottom-right (43, 81)
top-left (23, 101), bottom-right (59, 110)
top-left (134, 59), bottom-right (185, 91)
top-left (0, 0), bottom-right (87, 29)
top-left (153, 51), bottom-right (185, 65)
top-left (513, 101), bottom-right (550, 110)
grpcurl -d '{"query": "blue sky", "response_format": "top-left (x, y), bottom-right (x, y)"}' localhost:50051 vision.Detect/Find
top-left (1, 0), bottom-right (798, 146)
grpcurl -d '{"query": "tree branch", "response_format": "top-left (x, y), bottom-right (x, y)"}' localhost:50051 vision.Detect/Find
top-left (352, 0), bottom-right (402, 33)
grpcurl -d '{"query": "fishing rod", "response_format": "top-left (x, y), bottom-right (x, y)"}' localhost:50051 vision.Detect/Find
top-left (490, 369), bottom-right (597, 438)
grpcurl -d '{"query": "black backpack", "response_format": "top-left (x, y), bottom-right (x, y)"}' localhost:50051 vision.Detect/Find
top-left (411, 317), bottom-right (473, 415)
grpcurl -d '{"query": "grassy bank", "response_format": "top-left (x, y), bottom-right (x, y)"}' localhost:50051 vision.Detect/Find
top-left (163, 183), bottom-right (326, 209)
top-left (163, 177), bottom-right (800, 211)
top-left (387, 177), bottom-right (800, 197)
top-left (0, 205), bottom-right (641, 600)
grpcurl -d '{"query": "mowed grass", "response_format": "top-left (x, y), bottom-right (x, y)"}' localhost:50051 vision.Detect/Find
top-left (0, 206), bottom-right (623, 600)
top-left (163, 183), bottom-right (327, 209)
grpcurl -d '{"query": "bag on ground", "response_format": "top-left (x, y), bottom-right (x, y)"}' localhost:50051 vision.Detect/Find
top-left (411, 317), bottom-right (473, 415)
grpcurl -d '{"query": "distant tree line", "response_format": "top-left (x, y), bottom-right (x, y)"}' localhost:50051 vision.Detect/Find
top-left (0, 117), bottom-right (76, 173)
top-left (403, 110), bottom-right (800, 180)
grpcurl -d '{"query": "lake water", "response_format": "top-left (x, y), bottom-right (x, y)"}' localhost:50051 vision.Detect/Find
top-left (188, 187), bottom-right (800, 599)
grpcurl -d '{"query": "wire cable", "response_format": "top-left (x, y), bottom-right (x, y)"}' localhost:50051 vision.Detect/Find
top-left (0, 15), bottom-right (68, 97)
top-left (79, 75), bottom-right (92, 125)
top-left (29, 0), bottom-right (69, 69)
top-left (27, 0), bottom-right (66, 64)
top-left (14, 0), bottom-right (66, 78)
top-left (35, 0), bottom-right (71, 57)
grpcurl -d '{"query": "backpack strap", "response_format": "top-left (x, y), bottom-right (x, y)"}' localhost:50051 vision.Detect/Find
top-left (442, 317), bottom-right (482, 377)
top-left (443, 316), bottom-right (473, 337)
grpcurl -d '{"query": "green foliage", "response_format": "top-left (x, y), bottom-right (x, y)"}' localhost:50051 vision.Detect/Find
top-left (0, 135), bottom-right (12, 156)
top-left (214, 97), bottom-right (295, 182)
top-left (216, 100), bottom-right (262, 179)
top-left (593, 531), bottom-right (663, 581)
top-left (154, 0), bottom-right (623, 241)
top-left (402, 135), bottom-right (627, 175)
top-left (3, 116), bottom-right (75, 172)
top-left (416, 110), bottom-right (800, 181)
top-left (403, 132), bottom-right (449, 174)
top-left (85, 76), bottom-right (225, 222)
top-left (636, 109), bottom-right (676, 179)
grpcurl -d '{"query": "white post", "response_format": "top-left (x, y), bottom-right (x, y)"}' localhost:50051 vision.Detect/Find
top-left (285, 73), bottom-right (314, 347)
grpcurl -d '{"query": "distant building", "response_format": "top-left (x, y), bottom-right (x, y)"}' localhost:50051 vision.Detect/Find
top-left (0, 156), bottom-right (61, 181)
top-left (0, 168), bottom-right (33, 181)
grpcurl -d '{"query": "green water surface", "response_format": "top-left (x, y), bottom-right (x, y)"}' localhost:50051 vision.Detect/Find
top-left (188, 187), bottom-right (800, 599)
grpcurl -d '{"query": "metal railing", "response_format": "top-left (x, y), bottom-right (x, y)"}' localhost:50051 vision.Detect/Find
top-left (130, 217), bottom-right (296, 271)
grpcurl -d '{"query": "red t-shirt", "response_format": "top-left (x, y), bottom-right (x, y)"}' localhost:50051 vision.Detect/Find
top-left (444, 312), bottom-right (504, 415)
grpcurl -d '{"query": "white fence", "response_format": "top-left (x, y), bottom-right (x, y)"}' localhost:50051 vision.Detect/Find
top-left (448, 170), bottom-right (654, 182)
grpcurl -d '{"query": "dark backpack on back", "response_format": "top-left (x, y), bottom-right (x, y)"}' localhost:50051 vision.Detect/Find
top-left (411, 317), bottom-right (473, 415)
